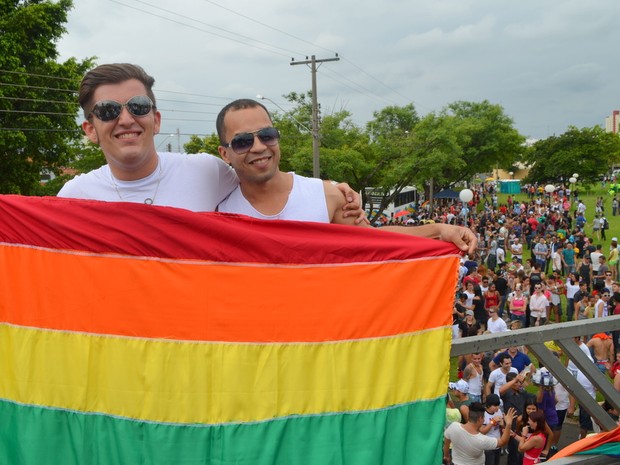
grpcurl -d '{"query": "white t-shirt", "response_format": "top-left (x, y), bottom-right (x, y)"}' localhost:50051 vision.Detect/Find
top-left (487, 317), bottom-right (508, 334)
top-left (445, 422), bottom-right (498, 465)
top-left (58, 152), bottom-right (239, 212)
top-left (483, 411), bottom-right (503, 440)
top-left (488, 367), bottom-right (518, 396)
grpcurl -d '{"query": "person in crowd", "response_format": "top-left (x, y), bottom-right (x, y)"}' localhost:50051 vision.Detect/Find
top-left (508, 285), bottom-right (528, 327)
top-left (480, 394), bottom-right (504, 465)
top-left (586, 332), bottom-right (614, 373)
top-left (565, 273), bottom-right (581, 322)
top-left (484, 282), bottom-right (500, 319)
top-left (459, 310), bottom-right (483, 339)
top-left (486, 307), bottom-right (508, 333)
top-left (449, 379), bottom-right (472, 423)
top-left (594, 289), bottom-right (611, 318)
top-left (444, 403), bottom-right (516, 465)
top-left (567, 336), bottom-right (598, 439)
top-left (486, 354), bottom-right (518, 398)
top-left (546, 275), bottom-right (564, 323)
top-left (490, 346), bottom-right (533, 374)
top-left (514, 410), bottom-right (548, 465)
top-left (462, 353), bottom-right (485, 403)
top-left (529, 283), bottom-right (549, 327)
top-left (501, 372), bottom-right (534, 465)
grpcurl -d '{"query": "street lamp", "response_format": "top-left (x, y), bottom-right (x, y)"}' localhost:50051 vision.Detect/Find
top-left (459, 188), bottom-right (474, 225)
top-left (257, 94), bottom-right (321, 178)
top-left (544, 184), bottom-right (555, 203)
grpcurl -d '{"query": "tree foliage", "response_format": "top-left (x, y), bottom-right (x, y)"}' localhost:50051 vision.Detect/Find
top-left (0, 0), bottom-right (92, 194)
top-left (441, 100), bottom-right (525, 183)
top-left (183, 133), bottom-right (220, 155)
top-left (523, 126), bottom-right (620, 185)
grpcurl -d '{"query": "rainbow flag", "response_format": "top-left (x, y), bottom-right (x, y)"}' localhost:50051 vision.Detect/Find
top-left (550, 426), bottom-right (620, 461)
top-left (0, 195), bottom-right (459, 464)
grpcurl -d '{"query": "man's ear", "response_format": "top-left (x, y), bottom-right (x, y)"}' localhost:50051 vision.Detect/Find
top-left (82, 120), bottom-right (99, 144)
top-left (218, 145), bottom-right (230, 163)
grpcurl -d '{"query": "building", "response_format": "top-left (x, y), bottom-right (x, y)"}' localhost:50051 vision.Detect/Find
top-left (605, 110), bottom-right (620, 134)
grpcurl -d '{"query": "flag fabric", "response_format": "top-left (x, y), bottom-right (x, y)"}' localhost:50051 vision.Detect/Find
top-left (0, 195), bottom-right (460, 465)
top-left (550, 426), bottom-right (620, 461)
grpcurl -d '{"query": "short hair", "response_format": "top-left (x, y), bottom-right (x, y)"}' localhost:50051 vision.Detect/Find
top-left (79, 63), bottom-right (156, 119)
top-left (468, 402), bottom-right (486, 423)
top-left (485, 394), bottom-right (500, 407)
top-left (506, 372), bottom-right (517, 382)
top-left (216, 98), bottom-right (271, 144)
top-left (498, 353), bottom-right (512, 365)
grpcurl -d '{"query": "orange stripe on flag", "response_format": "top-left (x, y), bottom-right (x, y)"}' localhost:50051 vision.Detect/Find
top-left (0, 245), bottom-right (458, 342)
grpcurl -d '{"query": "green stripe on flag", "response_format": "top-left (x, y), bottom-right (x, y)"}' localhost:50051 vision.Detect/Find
top-left (0, 398), bottom-right (446, 465)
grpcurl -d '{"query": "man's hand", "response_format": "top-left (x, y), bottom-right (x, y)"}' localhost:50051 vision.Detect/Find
top-left (334, 182), bottom-right (369, 225)
top-left (436, 224), bottom-right (478, 256)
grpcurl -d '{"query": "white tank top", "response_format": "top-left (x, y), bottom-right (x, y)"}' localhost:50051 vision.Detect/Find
top-left (218, 173), bottom-right (330, 222)
top-left (466, 366), bottom-right (483, 396)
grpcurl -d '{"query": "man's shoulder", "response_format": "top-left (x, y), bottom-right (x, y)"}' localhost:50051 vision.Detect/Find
top-left (57, 165), bottom-right (110, 198)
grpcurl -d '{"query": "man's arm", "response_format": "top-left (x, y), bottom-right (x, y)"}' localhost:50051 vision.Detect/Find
top-left (333, 182), bottom-right (368, 224)
top-left (324, 182), bottom-right (478, 255)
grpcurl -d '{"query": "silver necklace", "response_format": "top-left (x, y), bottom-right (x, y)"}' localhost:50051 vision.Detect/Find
top-left (110, 156), bottom-right (163, 205)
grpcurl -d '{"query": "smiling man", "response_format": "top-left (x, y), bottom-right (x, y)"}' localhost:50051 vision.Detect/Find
top-left (58, 63), bottom-right (240, 211)
top-left (216, 98), bottom-right (477, 252)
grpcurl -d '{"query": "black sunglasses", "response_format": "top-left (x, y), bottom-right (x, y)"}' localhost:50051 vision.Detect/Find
top-left (223, 127), bottom-right (280, 154)
top-left (89, 95), bottom-right (155, 122)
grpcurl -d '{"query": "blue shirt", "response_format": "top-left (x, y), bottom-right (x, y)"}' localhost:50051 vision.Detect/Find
top-left (493, 350), bottom-right (531, 373)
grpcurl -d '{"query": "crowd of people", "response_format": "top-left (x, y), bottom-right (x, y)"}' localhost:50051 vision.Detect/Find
top-left (443, 184), bottom-right (620, 465)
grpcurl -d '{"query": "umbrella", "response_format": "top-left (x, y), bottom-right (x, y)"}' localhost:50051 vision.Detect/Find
top-left (394, 210), bottom-right (410, 218)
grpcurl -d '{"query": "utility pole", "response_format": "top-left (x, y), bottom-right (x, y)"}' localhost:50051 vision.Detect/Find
top-left (290, 54), bottom-right (339, 178)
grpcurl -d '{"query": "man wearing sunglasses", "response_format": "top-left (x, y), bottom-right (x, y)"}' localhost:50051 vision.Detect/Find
top-left (58, 64), bottom-right (362, 218)
top-left (215, 99), bottom-right (477, 254)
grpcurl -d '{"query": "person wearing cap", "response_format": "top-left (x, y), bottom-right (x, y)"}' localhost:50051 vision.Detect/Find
top-left (459, 310), bottom-right (482, 339)
top-left (449, 380), bottom-right (472, 422)
top-left (444, 402), bottom-right (516, 465)
top-left (480, 394), bottom-right (504, 465)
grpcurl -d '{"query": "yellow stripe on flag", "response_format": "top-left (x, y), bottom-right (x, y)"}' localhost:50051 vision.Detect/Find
top-left (0, 323), bottom-right (451, 424)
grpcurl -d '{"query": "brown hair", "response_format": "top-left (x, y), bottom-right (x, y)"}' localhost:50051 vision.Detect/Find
top-left (528, 410), bottom-right (546, 434)
top-left (79, 63), bottom-right (156, 119)
top-left (216, 99), bottom-right (271, 144)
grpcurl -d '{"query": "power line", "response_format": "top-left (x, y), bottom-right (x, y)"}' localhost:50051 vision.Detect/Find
top-left (0, 69), bottom-right (79, 82)
top-left (339, 56), bottom-right (414, 103)
top-left (0, 109), bottom-right (76, 116)
top-left (0, 95), bottom-right (79, 106)
top-left (198, 0), bottom-right (337, 56)
top-left (0, 82), bottom-right (76, 93)
top-left (108, 0), bottom-right (295, 59)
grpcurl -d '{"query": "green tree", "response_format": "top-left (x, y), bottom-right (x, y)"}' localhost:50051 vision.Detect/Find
top-left (0, 0), bottom-right (92, 194)
top-left (183, 133), bottom-right (220, 155)
top-left (441, 100), bottom-right (525, 184)
top-left (364, 111), bottom-right (463, 223)
top-left (524, 126), bottom-right (620, 185)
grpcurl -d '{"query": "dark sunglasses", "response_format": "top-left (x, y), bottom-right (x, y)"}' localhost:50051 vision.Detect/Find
top-left (223, 127), bottom-right (280, 154)
top-left (89, 95), bottom-right (155, 122)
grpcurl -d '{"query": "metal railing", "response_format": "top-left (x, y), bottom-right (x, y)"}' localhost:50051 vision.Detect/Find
top-left (450, 315), bottom-right (620, 464)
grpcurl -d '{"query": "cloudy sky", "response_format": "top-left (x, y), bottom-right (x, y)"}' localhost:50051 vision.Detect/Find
top-left (57, 0), bottom-right (620, 150)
